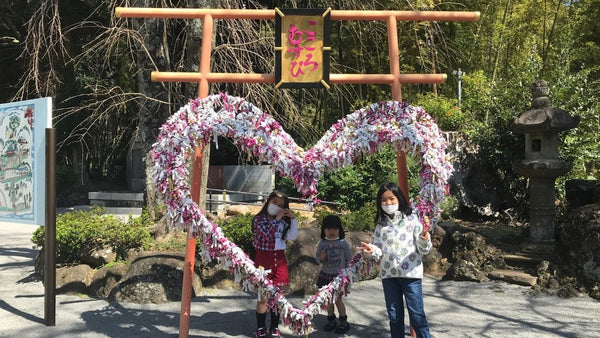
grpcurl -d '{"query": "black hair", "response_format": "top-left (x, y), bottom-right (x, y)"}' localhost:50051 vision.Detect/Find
top-left (374, 182), bottom-right (412, 225)
top-left (255, 190), bottom-right (292, 237)
top-left (257, 190), bottom-right (290, 216)
top-left (320, 215), bottom-right (345, 239)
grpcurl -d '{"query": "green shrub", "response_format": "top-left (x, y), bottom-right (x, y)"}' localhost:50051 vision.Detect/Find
top-left (149, 231), bottom-right (188, 252)
top-left (312, 207), bottom-right (333, 224)
top-left (413, 92), bottom-right (468, 131)
top-left (313, 202), bottom-right (377, 232)
top-left (340, 201), bottom-right (377, 231)
top-left (217, 213), bottom-right (255, 258)
top-left (31, 206), bottom-right (152, 264)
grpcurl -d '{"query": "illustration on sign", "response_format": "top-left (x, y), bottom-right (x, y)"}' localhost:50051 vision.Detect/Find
top-left (275, 8), bottom-right (331, 89)
top-left (0, 104), bottom-right (35, 218)
top-left (0, 97), bottom-right (50, 225)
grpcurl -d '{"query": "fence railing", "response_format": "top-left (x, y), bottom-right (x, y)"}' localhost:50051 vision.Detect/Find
top-left (205, 188), bottom-right (340, 213)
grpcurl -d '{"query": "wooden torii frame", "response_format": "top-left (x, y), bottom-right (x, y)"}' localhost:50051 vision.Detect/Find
top-left (116, 7), bottom-right (479, 338)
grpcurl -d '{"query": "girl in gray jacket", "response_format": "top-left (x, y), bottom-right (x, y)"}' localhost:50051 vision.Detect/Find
top-left (316, 215), bottom-right (353, 334)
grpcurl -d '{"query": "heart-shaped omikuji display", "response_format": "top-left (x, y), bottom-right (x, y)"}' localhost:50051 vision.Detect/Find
top-left (152, 93), bottom-right (453, 335)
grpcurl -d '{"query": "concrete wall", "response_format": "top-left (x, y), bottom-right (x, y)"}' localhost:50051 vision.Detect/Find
top-left (207, 165), bottom-right (274, 211)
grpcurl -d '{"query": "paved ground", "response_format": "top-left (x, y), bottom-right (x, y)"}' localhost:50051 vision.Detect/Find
top-left (1, 221), bottom-right (599, 338)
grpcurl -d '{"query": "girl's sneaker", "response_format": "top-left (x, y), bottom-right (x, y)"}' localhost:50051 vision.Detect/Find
top-left (256, 327), bottom-right (268, 338)
top-left (269, 328), bottom-right (281, 337)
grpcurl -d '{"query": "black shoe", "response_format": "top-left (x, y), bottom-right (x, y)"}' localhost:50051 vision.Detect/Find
top-left (334, 320), bottom-right (349, 334)
top-left (324, 319), bottom-right (337, 332)
top-left (269, 328), bottom-right (281, 337)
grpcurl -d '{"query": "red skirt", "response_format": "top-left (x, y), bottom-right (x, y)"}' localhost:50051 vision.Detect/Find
top-left (254, 249), bottom-right (289, 286)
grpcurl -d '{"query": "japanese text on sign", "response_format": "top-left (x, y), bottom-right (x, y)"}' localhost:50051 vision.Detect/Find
top-left (275, 8), bottom-right (331, 89)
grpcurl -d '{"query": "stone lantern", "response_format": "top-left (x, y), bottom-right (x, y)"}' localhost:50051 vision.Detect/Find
top-left (512, 80), bottom-right (580, 243)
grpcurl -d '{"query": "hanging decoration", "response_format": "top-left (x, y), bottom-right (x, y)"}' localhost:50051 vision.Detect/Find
top-left (152, 93), bottom-right (453, 335)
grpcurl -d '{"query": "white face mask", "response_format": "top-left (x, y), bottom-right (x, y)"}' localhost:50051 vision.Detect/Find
top-left (381, 204), bottom-right (398, 215)
top-left (267, 203), bottom-right (282, 216)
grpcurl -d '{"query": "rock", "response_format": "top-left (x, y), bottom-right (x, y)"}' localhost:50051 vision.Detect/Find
top-left (226, 205), bottom-right (252, 215)
top-left (56, 264), bottom-right (94, 294)
top-left (444, 132), bottom-right (515, 218)
top-left (537, 260), bottom-right (550, 275)
top-left (431, 225), bottom-right (447, 249)
top-left (557, 203), bottom-right (600, 290)
top-left (34, 247), bottom-right (45, 279)
top-left (589, 284), bottom-right (600, 300)
top-left (148, 216), bottom-right (169, 239)
top-left (199, 260), bottom-right (238, 290)
top-left (548, 278), bottom-right (560, 289)
top-left (423, 248), bottom-right (448, 277)
top-left (88, 263), bottom-right (128, 298)
top-left (443, 259), bottom-right (487, 282)
top-left (442, 231), bottom-right (506, 282)
top-left (286, 226), bottom-right (321, 295)
top-left (110, 253), bottom-right (202, 303)
top-left (286, 227), bottom-right (376, 296)
top-left (488, 269), bottom-right (537, 286)
top-left (80, 245), bottom-right (117, 267)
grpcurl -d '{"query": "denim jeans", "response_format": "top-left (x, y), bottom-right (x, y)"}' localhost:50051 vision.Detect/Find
top-left (382, 277), bottom-right (431, 338)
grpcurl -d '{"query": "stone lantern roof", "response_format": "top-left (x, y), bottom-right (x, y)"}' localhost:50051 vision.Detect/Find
top-left (511, 80), bottom-right (580, 133)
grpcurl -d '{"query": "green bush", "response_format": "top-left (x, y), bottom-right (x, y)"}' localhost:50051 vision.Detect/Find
top-left (413, 92), bottom-right (468, 132)
top-left (312, 207), bottom-right (337, 226)
top-left (313, 201), bottom-right (377, 232)
top-left (217, 213), bottom-right (255, 257)
top-left (340, 201), bottom-right (377, 232)
top-left (31, 206), bottom-right (152, 264)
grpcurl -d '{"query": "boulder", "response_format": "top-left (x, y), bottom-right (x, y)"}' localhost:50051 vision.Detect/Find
top-left (109, 253), bottom-right (202, 304)
top-left (88, 263), bottom-right (128, 298)
top-left (226, 205), bottom-right (252, 216)
top-left (286, 227), bottom-right (376, 296)
top-left (442, 230), bottom-right (506, 281)
top-left (56, 264), bottom-right (94, 294)
top-left (557, 203), bottom-right (600, 299)
top-left (444, 132), bottom-right (516, 218)
top-left (285, 226), bottom-right (321, 295)
top-left (443, 259), bottom-right (487, 282)
top-left (80, 245), bottom-right (117, 267)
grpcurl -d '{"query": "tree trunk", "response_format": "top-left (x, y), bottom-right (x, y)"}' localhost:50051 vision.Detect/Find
top-left (71, 144), bottom-right (89, 187)
top-left (133, 0), bottom-right (173, 219)
top-left (185, 0), bottom-right (212, 211)
top-left (134, 0), bottom-right (213, 219)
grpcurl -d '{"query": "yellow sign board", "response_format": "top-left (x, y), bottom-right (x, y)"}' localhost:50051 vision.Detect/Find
top-left (275, 8), bottom-right (331, 89)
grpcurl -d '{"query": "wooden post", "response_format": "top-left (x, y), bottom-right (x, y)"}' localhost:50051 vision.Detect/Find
top-left (179, 13), bottom-right (214, 338)
top-left (179, 145), bottom-right (205, 338)
top-left (385, 15), bottom-right (410, 203)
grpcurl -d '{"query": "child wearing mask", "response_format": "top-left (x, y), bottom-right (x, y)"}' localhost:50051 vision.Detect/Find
top-left (252, 191), bottom-right (298, 338)
top-left (315, 215), bottom-right (353, 334)
top-left (358, 182), bottom-right (432, 338)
